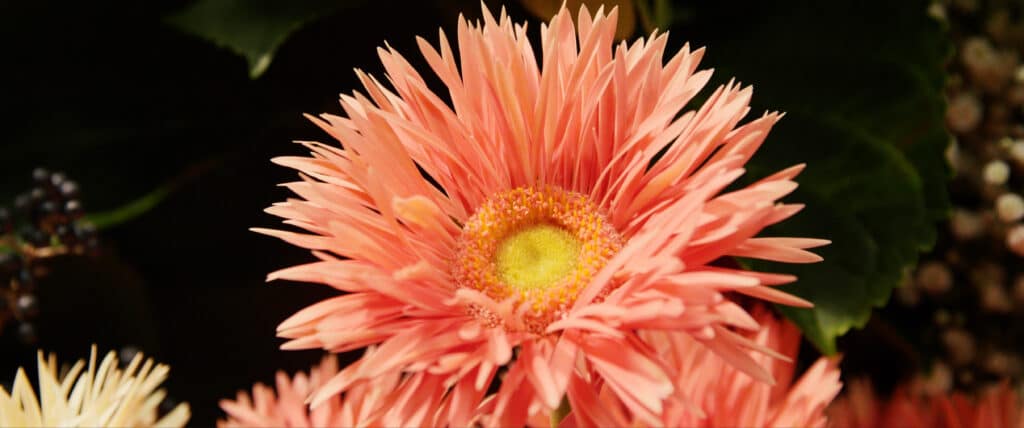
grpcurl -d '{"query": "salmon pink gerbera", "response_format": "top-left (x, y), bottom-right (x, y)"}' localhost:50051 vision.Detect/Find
top-left (559, 307), bottom-right (843, 427)
top-left (256, 3), bottom-right (827, 425)
top-left (219, 350), bottom-right (451, 427)
top-left (827, 379), bottom-right (1024, 428)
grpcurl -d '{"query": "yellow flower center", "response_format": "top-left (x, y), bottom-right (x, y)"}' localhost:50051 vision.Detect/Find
top-left (453, 186), bottom-right (623, 332)
top-left (496, 224), bottom-right (581, 291)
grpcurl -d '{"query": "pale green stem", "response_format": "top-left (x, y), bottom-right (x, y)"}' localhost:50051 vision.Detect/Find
top-left (550, 395), bottom-right (571, 428)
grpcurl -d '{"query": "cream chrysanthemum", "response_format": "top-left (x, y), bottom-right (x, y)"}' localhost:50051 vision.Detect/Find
top-left (0, 345), bottom-right (190, 427)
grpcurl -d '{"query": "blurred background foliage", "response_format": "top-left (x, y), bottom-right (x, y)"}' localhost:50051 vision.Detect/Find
top-left (1, 0), bottom-right (952, 424)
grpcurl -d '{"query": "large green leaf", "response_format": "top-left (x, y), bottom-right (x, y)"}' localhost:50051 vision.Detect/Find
top-left (675, 1), bottom-right (951, 353)
top-left (167, 0), bottom-right (361, 78)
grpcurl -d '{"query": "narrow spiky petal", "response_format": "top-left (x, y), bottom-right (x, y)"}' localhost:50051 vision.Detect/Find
top-left (0, 345), bottom-right (190, 428)
top-left (218, 349), bottom-right (459, 428)
top-left (562, 308), bottom-right (843, 427)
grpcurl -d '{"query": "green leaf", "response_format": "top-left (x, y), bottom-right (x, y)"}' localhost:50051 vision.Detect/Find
top-left (636, 0), bottom-right (674, 33)
top-left (676, 0), bottom-right (951, 353)
top-left (550, 396), bottom-right (571, 428)
top-left (85, 185), bottom-right (173, 230)
top-left (85, 157), bottom-right (223, 230)
top-left (166, 0), bottom-right (361, 78)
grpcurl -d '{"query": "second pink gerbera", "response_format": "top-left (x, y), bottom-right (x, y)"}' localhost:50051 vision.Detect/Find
top-left (828, 379), bottom-right (1024, 428)
top-left (257, 4), bottom-right (827, 425)
top-left (561, 307), bottom-right (842, 427)
top-left (219, 350), bottom-right (451, 427)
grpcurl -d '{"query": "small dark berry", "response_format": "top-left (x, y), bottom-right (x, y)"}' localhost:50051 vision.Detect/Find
top-left (75, 222), bottom-right (97, 239)
top-left (84, 236), bottom-right (100, 255)
top-left (0, 252), bottom-right (20, 273)
top-left (29, 187), bottom-right (46, 203)
top-left (63, 200), bottom-right (83, 219)
top-left (49, 172), bottom-right (66, 188)
top-left (119, 345), bottom-right (141, 366)
top-left (13, 194), bottom-right (30, 215)
top-left (17, 225), bottom-right (33, 241)
top-left (16, 268), bottom-right (35, 292)
top-left (31, 168), bottom-right (49, 185)
top-left (20, 226), bottom-right (49, 247)
top-left (33, 201), bottom-right (58, 229)
top-left (17, 322), bottom-right (37, 344)
top-left (0, 207), bottom-right (11, 233)
top-left (55, 223), bottom-right (73, 239)
top-left (159, 396), bottom-right (179, 415)
top-left (59, 181), bottom-right (79, 198)
top-left (36, 200), bottom-right (57, 217)
top-left (16, 294), bottom-right (38, 318)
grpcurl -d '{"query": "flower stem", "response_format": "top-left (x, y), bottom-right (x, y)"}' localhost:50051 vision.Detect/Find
top-left (550, 395), bottom-right (571, 428)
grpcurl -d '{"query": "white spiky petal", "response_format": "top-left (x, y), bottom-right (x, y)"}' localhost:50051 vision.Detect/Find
top-left (0, 345), bottom-right (190, 427)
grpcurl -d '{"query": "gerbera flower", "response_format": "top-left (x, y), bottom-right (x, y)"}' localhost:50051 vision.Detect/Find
top-left (257, 3), bottom-right (826, 424)
top-left (219, 350), bottom-right (452, 427)
top-left (828, 379), bottom-right (1024, 428)
top-left (558, 307), bottom-right (842, 427)
top-left (0, 345), bottom-right (190, 427)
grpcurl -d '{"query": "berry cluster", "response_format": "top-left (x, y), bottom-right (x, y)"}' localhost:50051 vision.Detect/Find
top-left (885, 0), bottom-right (1024, 394)
top-left (0, 168), bottom-right (98, 343)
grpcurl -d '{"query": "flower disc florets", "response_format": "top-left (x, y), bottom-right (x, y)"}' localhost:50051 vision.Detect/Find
top-left (453, 186), bottom-right (623, 332)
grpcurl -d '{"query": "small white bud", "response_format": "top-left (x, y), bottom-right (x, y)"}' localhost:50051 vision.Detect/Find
top-left (980, 284), bottom-right (1012, 313)
top-left (916, 261), bottom-right (953, 295)
top-left (1010, 140), bottom-right (1024, 164)
top-left (983, 160), bottom-right (1010, 185)
top-left (996, 193), bottom-right (1024, 222)
top-left (1007, 224), bottom-right (1024, 256)
top-left (942, 328), bottom-right (976, 366)
top-left (946, 138), bottom-right (961, 171)
top-left (951, 209), bottom-right (985, 240)
top-left (946, 93), bottom-right (983, 134)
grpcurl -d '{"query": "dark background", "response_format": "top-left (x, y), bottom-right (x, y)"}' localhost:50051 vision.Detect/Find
top-left (0, 0), bottom-right (950, 425)
top-left (0, 0), bottom-right (514, 424)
